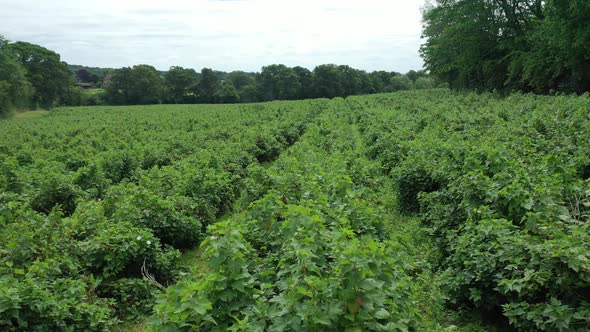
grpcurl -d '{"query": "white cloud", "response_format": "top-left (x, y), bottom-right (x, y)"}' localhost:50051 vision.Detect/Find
top-left (0, 0), bottom-right (425, 72)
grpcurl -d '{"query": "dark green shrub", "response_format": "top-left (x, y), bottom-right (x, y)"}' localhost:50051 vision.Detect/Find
top-left (30, 174), bottom-right (81, 216)
top-left (149, 222), bottom-right (258, 331)
top-left (0, 157), bottom-right (22, 193)
top-left (103, 184), bottom-right (202, 249)
top-left (15, 152), bottom-right (33, 166)
top-left (78, 220), bottom-right (179, 280)
top-left (74, 164), bottom-right (110, 199)
top-left (97, 278), bottom-right (160, 321)
top-left (396, 166), bottom-right (440, 213)
top-left (504, 299), bottom-right (590, 332)
top-left (0, 274), bottom-right (116, 331)
top-left (181, 163), bottom-right (238, 221)
top-left (100, 151), bottom-right (140, 183)
top-left (252, 133), bottom-right (284, 163)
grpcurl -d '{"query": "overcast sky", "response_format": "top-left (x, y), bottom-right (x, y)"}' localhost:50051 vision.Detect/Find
top-left (0, 0), bottom-right (426, 73)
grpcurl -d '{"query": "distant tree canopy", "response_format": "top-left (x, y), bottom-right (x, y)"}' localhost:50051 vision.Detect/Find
top-left (215, 80), bottom-right (240, 104)
top-left (227, 71), bottom-right (255, 91)
top-left (164, 66), bottom-right (199, 103)
top-left (421, 0), bottom-right (590, 94)
top-left (390, 75), bottom-right (414, 91)
top-left (292, 66), bottom-right (313, 99)
top-left (1, 35), bottom-right (435, 113)
top-left (101, 63), bottom-right (431, 107)
top-left (105, 65), bottom-right (163, 105)
top-left (75, 68), bottom-right (99, 84)
top-left (69, 65), bottom-right (112, 87)
top-left (258, 64), bottom-right (301, 101)
top-left (8, 41), bottom-right (72, 108)
top-left (195, 68), bottom-right (219, 103)
top-left (0, 36), bottom-right (32, 118)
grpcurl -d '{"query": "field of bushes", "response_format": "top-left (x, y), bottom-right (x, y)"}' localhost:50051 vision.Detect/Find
top-left (1, 90), bottom-right (589, 331)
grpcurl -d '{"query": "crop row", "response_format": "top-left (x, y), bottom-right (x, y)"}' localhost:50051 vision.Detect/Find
top-left (0, 100), bottom-right (328, 330)
top-left (353, 90), bottom-right (590, 331)
top-left (149, 99), bottom-right (420, 331)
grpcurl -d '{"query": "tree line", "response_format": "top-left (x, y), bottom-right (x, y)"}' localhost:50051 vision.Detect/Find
top-left (102, 64), bottom-right (438, 106)
top-left (421, 0), bottom-right (590, 94)
top-left (0, 34), bottom-right (439, 116)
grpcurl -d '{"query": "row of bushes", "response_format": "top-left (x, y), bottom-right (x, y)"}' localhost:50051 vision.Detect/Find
top-left (150, 101), bottom-right (419, 331)
top-left (0, 101), bottom-right (323, 329)
top-left (355, 90), bottom-right (590, 331)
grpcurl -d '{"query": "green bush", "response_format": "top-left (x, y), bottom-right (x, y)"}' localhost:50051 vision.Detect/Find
top-left (81, 89), bottom-right (106, 106)
top-left (103, 184), bottom-right (202, 249)
top-left (396, 166), bottom-right (440, 213)
top-left (0, 157), bottom-right (22, 193)
top-left (251, 132), bottom-right (285, 163)
top-left (100, 151), bottom-right (140, 184)
top-left (0, 275), bottom-right (117, 331)
top-left (30, 173), bottom-right (81, 216)
top-left (97, 278), bottom-right (160, 320)
top-left (149, 222), bottom-right (259, 331)
top-left (149, 111), bottom-right (420, 331)
top-left (74, 164), bottom-right (111, 199)
top-left (78, 220), bottom-right (179, 280)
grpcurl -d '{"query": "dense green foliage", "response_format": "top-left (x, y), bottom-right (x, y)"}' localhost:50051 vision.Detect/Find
top-left (149, 103), bottom-right (420, 331)
top-left (0, 35), bottom-right (84, 113)
top-left (105, 65), bottom-right (164, 105)
top-left (101, 64), bottom-right (435, 106)
top-left (356, 90), bottom-right (590, 331)
top-left (0, 100), bottom-right (322, 329)
top-left (74, 63), bottom-right (434, 107)
top-left (2, 90), bottom-right (588, 331)
top-left (0, 36), bottom-right (32, 118)
top-left (1, 35), bottom-right (433, 113)
top-left (68, 65), bottom-right (113, 85)
top-left (163, 66), bottom-right (199, 104)
top-left (8, 41), bottom-right (73, 108)
top-left (421, 0), bottom-right (590, 94)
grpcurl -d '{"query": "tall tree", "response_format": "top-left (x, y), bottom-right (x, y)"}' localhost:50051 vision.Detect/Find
top-left (105, 67), bottom-right (132, 105)
top-left (238, 84), bottom-right (258, 103)
top-left (369, 71), bottom-right (400, 93)
top-left (420, 0), bottom-right (590, 93)
top-left (105, 65), bottom-right (163, 105)
top-left (405, 70), bottom-right (428, 83)
top-left (390, 75), bottom-right (414, 91)
top-left (129, 65), bottom-right (163, 104)
top-left (227, 71), bottom-right (255, 91)
top-left (227, 71), bottom-right (257, 102)
top-left (164, 66), bottom-right (199, 103)
top-left (75, 68), bottom-right (99, 83)
top-left (311, 64), bottom-right (344, 98)
top-left (258, 65), bottom-right (301, 101)
top-left (195, 68), bottom-right (219, 103)
top-left (8, 41), bottom-right (72, 108)
top-left (358, 71), bottom-right (377, 95)
top-left (338, 65), bottom-right (364, 96)
top-left (0, 35), bottom-right (32, 117)
top-left (292, 66), bottom-right (313, 99)
top-left (215, 80), bottom-right (240, 104)
top-left (421, 1), bottom-right (507, 90)
top-left (507, 0), bottom-right (590, 93)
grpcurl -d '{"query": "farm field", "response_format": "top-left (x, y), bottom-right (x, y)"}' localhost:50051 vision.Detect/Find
top-left (1, 90), bottom-right (590, 331)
